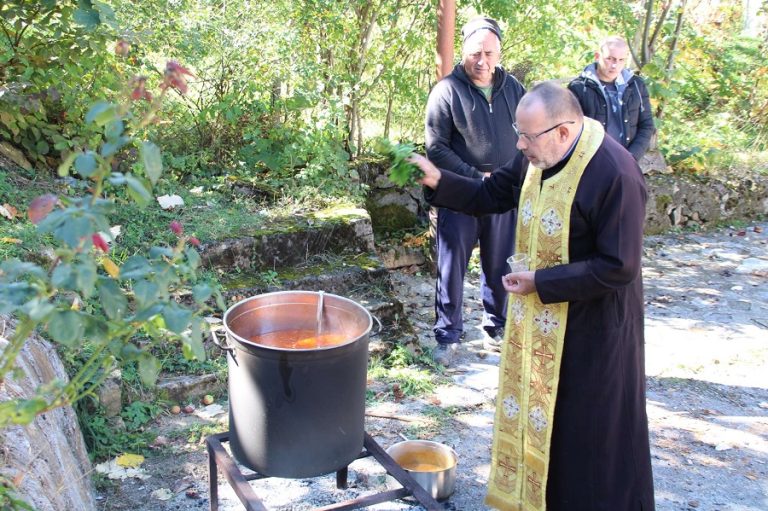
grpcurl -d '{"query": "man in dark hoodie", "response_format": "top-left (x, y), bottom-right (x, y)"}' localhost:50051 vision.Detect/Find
top-left (568, 36), bottom-right (655, 161)
top-left (425, 16), bottom-right (526, 367)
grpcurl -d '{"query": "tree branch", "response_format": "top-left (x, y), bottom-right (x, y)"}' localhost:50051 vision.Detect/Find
top-left (641, 0), bottom-right (654, 66)
top-left (649, 1), bottom-right (672, 50)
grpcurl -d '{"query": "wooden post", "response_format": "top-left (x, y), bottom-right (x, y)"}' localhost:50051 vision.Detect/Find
top-left (436, 0), bottom-right (456, 80)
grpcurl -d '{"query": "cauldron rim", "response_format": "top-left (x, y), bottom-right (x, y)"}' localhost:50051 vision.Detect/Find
top-left (223, 290), bottom-right (373, 352)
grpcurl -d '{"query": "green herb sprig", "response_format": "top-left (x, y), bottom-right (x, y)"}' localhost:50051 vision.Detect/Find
top-left (375, 138), bottom-right (424, 187)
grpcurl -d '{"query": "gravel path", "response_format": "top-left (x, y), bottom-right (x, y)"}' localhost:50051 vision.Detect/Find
top-left (96, 221), bottom-right (768, 511)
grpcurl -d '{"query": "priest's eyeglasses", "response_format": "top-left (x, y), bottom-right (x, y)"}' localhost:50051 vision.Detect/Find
top-left (512, 121), bottom-right (575, 143)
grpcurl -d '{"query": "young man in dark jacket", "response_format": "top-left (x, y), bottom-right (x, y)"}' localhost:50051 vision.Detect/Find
top-left (425, 17), bottom-right (526, 367)
top-left (568, 36), bottom-right (655, 161)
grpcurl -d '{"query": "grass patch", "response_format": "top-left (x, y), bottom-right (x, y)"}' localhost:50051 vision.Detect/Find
top-left (76, 399), bottom-right (159, 462)
top-left (174, 421), bottom-right (228, 445)
top-left (368, 344), bottom-right (440, 400)
top-left (404, 405), bottom-right (459, 440)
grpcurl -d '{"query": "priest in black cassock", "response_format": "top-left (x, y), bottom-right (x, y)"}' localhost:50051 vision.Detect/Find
top-left (411, 80), bottom-right (655, 511)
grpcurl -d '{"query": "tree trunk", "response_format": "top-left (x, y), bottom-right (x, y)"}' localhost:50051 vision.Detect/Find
top-left (743, 0), bottom-right (764, 35)
top-left (384, 86), bottom-right (394, 139)
top-left (436, 0), bottom-right (456, 80)
top-left (657, 0), bottom-right (687, 120)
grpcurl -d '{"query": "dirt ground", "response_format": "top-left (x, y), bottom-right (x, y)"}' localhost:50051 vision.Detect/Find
top-left (95, 221), bottom-right (768, 511)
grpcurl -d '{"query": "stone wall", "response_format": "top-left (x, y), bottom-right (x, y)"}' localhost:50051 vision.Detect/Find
top-left (0, 316), bottom-right (96, 511)
top-left (644, 170), bottom-right (768, 234)
top-left (361, 155), bottom-right (768, 237)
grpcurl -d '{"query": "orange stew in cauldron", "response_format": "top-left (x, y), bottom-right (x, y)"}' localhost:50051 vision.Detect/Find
top-left (249, 329), bottom-right (347, 349)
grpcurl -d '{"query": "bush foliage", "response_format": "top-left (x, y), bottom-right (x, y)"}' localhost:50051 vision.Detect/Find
top-left (3, 1), bottom-right (767, 184)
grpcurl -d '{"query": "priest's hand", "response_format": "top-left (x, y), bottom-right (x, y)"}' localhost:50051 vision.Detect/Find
top-left (503, 271), bottom-right (536, 296)
top-left (409, 154), bottom-right (442, 189)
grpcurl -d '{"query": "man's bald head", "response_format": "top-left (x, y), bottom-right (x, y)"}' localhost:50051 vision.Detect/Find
top-left (514, 81), bottom-right (584, 169)
top-left (518, 81), bottom-right (583, 124)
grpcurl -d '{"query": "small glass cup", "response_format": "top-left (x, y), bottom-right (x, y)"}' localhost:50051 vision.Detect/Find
top-left (506, 253), bottom-right (530, 273)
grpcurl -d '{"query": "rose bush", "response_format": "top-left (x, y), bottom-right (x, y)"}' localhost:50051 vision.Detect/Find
top-left (0, 56), bottom-right (222, 428)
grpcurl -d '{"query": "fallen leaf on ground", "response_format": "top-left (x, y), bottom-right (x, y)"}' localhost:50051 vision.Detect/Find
top-left (195, 403), bottom-right (225, 420)
top-left (157, 194), bottom-right (184, 210)
top-left (0, 204), bottom-right (17, 220)
top-left (152, 488), bottom-right (173, 501)
top-left (172, 477), bottom-right (195, 493)
top-left (116, 453), bottom-right (145, 468)
top-left (28, 194), bottom-right (58, 224)
top-left (94, 458), bottom-right (151, 480)
top-left (151, 435), bottom-right (170, 448)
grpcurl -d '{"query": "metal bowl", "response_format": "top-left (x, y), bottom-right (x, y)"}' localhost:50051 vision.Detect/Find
top-left (385, 440), bottom-right (458, 501)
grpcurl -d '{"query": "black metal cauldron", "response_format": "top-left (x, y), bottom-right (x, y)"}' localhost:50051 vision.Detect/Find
top-left (220, 291), bottom-right (372, 478)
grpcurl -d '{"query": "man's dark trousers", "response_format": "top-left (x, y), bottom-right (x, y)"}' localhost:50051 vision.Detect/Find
top-left (433, 207), bottom-right (516, 344)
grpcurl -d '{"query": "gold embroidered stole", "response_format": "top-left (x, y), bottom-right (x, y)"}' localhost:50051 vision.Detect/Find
top-left (485, 118), bottom-right (604, 511)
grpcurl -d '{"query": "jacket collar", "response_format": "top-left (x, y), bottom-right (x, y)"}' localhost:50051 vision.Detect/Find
top-left (580, 62), bottom-right (634, 88)
top-left (453, 63), bottom-right (507, 90)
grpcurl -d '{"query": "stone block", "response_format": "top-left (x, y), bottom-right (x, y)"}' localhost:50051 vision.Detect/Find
top-left (0, 316), bottom-right (96, 511)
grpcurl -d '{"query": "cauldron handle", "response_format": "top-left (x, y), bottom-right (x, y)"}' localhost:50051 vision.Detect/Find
top-left (210, 327), bottom-right (236, 361)
top-left (370, 315), bottom-right (383, 337)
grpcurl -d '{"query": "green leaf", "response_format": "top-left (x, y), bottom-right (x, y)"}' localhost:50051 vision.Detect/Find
top-left (191, 283), bottom-right (212, 304)
top-left (120, 343), bottom-right (143, 360)
top-left (51, 263), bottom-right (77, 290)
top-left (48, 310), bottom-right (85, 348)
top-left (138, 353), bottom-right (161, 386)
top-left (54, 215), bottom-right (91, 248)
top-left (191, 319), bottom-right (206, 360)
top-left (108, 172), bottom-right (127, 186)
top-left (125, 174), bottom-right (152, 207)
top-left (22, 298), bottom-right (55, 322)
top-left (133, 279), bottom-right (159, 308)
top-left (213, 288), bottom-right (226, 312)
top-left (0, 397), bottom-right (49, 427)
top-left (98, 278), bottom-right (127, 320)
top-left (83, 316), bottom-right (110, 345)
top-left (73, 6), bottom-right (101, 30)
top-left (376, 138), bottom-right (422, 187)
top-left (94, 1), bottom-right (118, 29)
top-left (149, 246), bottom-right (174, 259)
top-left (1, 260), bottom-right (46, 280)
top-left (182, 320), bottom-right (205, 361)
top-left (141, 141), bottom-right (163, 185)
top-left (100, 136), bottom-right (130, 158)
top-left (35, 140), bottom-right (50, 155)
top-left (162, 302), bottom-right (192, 334)
top-left (185, 246), bottom-right (201, 270)
top-left (85, 102), bottom-right (117, 126)
top-left (57, 152), bottom-right (78, 177)
top-left (0, 283), bottom-right (38, 314)
top-left (120, 255), bottom-right (151, 280)
top-left (132, 303), bottom-right (163, 322)
top-left (104, 119), bottom-right (124, 141)
top-left (74, 151), bottom-right (98, 178)
top-left (75, 260), bottom-right (98, 298)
